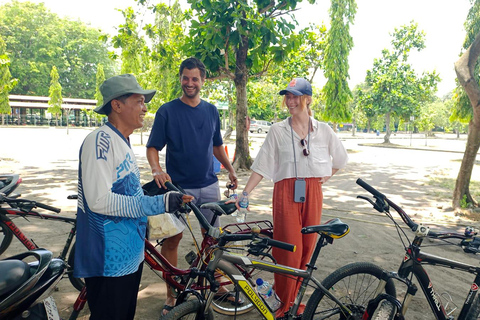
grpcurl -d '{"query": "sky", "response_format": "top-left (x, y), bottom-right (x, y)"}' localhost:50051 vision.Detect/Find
top-left (1, 0), bottom-right (472, 97)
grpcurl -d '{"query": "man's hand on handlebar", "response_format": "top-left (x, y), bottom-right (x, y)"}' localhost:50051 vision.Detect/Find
top-left (164, 191), bottom-right (194, 213)
top-left (152, 171), bottom-right (172, 189)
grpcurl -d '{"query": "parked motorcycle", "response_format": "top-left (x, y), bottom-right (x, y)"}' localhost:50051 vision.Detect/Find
top-left (0, 249), bottom-right (66, 319)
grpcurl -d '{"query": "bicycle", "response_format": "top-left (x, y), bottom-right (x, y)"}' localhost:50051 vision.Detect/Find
top-left (356, 178), bottom-right (480, 320)
top-left (160, 181), bottom-right (397, 320)
top-left (0, 173), bottom-right (83, 291)
top-left (0, 174), bottom-right (276, 316)
top-left (142, 181), bottom-right (275, 316)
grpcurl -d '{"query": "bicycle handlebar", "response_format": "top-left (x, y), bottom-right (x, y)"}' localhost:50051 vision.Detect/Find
top-left (356, 178), bottom-right (417, 231)
top-left (220, 232), bottom-right (296, 252)
top-left (356, 178), bottom-right (477, 240)
top-left (35, 202), bottom-right (61, 213)
top-left (1, 196), bottom-right (61, 214)
top-left (165, 181), bottom-right (211, 231)
top-left (165, 181), bottom-right (296, 252)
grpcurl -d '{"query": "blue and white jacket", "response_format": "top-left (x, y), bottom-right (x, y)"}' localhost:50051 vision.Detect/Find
top-left (74, 123), bottom-right (165, 278)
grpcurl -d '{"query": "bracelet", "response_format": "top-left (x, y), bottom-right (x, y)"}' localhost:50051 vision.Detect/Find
top-left (152, 172), bottom-right (162, 176)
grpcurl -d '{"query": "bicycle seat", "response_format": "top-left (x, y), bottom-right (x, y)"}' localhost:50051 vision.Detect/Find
top-left (301, 218), bottom-right (350, 239)
top-left (200, 200), bottom-right (237, 216)
top-left (0, 260), bottom-right (31, 298)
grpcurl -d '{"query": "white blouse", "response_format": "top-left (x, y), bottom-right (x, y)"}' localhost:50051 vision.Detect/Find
top-left (251, 117), bottom-right (348, 183)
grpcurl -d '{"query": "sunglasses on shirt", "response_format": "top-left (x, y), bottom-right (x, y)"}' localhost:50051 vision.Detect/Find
top-left (300, 138), bottom-right (310, 156)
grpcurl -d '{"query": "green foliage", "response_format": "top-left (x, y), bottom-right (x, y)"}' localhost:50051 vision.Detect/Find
top-left (0, 0), bottom-right (115, 98)
top-left (0, 34), bottom-right (17, 115)
top-left (183, 0), bottom-right (321, 168)
top-left (417, 98), bottom-right (450, 134)
top-left (112, 7), bottom-right (145, 75)
top-left (112, 0), bottom-right (187, 112)
top-left (363, 22), bottom-right (439, 124)
top-left (95, 65), bottom-right (105, 107)
top-left (184, 0), bottom-right (306, 78)
top-left (48, 66), bottom-right (62, 122)
top-left (322, 0), bottom-right (357, 123)
top-left (451, 0), bottom-right (480, 123)
top-left (144, 0), bottom-right (186, 110)
top-left (461, 194), bottom-right (469, 208)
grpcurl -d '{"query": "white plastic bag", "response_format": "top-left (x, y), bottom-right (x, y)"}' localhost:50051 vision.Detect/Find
top-left (147, 213), bottom-right (185, 240)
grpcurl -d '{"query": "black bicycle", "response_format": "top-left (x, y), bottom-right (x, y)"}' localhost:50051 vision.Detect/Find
top-left (0, 174), bottom-right (83, 291)
top-left (159, 182), bottom-right (397, 320)
top-left (356, 178), bottom-right (480, 320)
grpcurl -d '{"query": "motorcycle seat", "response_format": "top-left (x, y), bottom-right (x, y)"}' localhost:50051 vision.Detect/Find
top-left (0, 260), bottom-right (31, 298)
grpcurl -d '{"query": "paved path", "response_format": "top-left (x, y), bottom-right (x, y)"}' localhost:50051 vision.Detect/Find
top-left (1, 127), bottom-right (479, 320)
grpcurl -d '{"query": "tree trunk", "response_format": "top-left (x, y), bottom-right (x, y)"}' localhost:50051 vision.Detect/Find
top-left (453, 120), bottom-right (480, 208)
top-left (232, 26), bottom-right (252, 170)
top-left (352, 118), bottom-right (356, 137)
top-left (383, 112), bottom-right (391, 143)
top-left (453, 30), bottom-right (480, 209)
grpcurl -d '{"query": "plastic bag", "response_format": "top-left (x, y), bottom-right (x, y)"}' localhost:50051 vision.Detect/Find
top-left (142, 179), bottom-right (186, 240)
top-left (147, 212), bottom-right (185, 240)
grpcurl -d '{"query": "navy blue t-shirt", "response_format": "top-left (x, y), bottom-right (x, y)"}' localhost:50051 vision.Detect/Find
top-left (146, 98), bottom-right (223, 189)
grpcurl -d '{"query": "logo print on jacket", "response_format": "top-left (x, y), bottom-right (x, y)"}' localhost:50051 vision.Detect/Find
top-left (96, 131), bottom-right (111, 160)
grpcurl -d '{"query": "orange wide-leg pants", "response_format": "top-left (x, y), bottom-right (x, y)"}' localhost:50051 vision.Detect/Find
top-left (272, 177), bottom-right (323, 318)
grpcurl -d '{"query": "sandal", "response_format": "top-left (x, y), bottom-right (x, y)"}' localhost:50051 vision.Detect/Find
top-left (214, 291), bottom-right (244, 306)
top-left (161, 304), bottom-right (174, 316)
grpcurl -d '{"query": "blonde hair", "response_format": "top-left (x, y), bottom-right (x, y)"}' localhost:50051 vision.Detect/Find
top-left (282, 95), bottom-right (312, 116)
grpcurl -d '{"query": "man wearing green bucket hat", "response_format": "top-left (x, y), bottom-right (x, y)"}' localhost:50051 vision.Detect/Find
top-left (74, 74), bottom-right (194, 320)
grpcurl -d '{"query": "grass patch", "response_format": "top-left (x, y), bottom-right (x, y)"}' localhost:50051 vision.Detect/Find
top-left (427, 175), bottom-right (480, 204)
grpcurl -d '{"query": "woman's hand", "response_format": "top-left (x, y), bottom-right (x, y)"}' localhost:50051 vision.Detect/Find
top-left (320, 176), bottom-right (331, 184)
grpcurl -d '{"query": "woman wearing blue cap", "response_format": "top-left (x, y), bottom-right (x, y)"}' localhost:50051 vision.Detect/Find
top-left (238, 78), bottom-right (348, 319)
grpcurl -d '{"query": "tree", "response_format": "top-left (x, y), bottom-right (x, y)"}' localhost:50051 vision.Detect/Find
top-left (452, 0), bottom-right (480, 209)
top-left (48, 66), bottom-right (62, 127)
top-left (365, 22), bottom-right (439, 143)
top-left (183, 0), bottom-right (316, 169)
top-left (0, 34), bottom-right (17, 125)
top-left (0, 0), bottom-right (115, 98)
top-left (322, 0), bottom-right (357, 130)
top-left (84, 64), bottom-right (106, 127)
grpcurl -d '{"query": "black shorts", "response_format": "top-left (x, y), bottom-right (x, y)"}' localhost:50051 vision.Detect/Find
top-left (85, 263), bottom-right (144, 320)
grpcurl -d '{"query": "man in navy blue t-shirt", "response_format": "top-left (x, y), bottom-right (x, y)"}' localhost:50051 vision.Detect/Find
top-left (146, 57), bottom-right (238, 314)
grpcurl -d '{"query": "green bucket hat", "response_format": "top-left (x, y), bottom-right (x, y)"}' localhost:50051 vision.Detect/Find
top-left (94, 74), bottom-right (156, 115)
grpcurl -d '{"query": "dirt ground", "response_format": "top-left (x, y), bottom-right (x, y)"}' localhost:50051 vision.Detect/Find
top-left (2, 126), bottom-right (480, 320)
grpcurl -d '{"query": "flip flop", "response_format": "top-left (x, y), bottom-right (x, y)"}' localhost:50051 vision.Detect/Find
top-left (162, 304), bottom-right (174, 316)
top-left (213, 291), bottom-right (244, 306)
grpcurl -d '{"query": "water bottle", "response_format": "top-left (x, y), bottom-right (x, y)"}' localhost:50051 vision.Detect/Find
top-left (256, 278), bottom-right (281, 311)
top-left (230, 193), bottom-right (238, 217)
top-left (237, 191), bottom-right (249, 223)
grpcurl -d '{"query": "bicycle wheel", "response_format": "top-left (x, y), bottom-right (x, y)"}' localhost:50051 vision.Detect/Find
top-left (160, 299), bottom-right (214, 320)
top-left (208, 268), bottom-right (256, 315)
top-left (372, 300), bottom-right (396, 320)
top-left (66, 242), bottom-right (85, 291)
top-left (465, 292), bottom-right (480, 319)
top-left (204, 231), bottom-right (274, 315)
top-left (303, 262), bottom-right (396, 320)
top-left (0, 218), bottom-right (13, 256)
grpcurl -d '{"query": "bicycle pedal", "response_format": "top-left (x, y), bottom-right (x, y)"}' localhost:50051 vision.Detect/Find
top-left (185, 250), bottom-right (197, 265)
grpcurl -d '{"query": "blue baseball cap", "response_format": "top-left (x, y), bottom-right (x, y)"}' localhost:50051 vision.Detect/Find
top-left (279, 78), bottom-right (312, 96)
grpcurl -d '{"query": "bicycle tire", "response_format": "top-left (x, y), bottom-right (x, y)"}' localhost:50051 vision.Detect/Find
top-left (66, 242), bottom-right (85, 291)
top-left (0, 218), bottom-right (13, 256)
top-left (208, 268), bottom-right (255, 315)
top-left (372, 300), bottom-right (396, 320)
top-left (160, 299), bottom-right (214, 320)
top-left (465, 291), bottom-right (480, 320)
top-left (204, 232), bottom-right (274, 315)
top-left (303, 262), bottom-right (396, 320)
